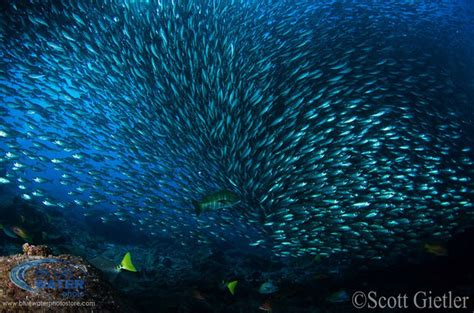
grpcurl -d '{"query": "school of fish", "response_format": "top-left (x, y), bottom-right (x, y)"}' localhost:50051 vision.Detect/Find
top-left (1, 0), bottom-right (473, 261)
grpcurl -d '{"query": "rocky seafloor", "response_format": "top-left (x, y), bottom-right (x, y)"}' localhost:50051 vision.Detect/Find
top-left (1, 237), bottom-right (474, 313)
top-left (1, 193), bottom-right (474, 312)
top-left (0, 243), bottom-right (137, 313)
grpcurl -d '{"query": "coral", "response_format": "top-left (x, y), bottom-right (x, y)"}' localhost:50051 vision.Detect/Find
top-left (22, 243), bottom-right (52, 257)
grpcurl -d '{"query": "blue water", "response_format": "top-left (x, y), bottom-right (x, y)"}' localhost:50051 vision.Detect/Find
top-left (1, 1), bottom-right (474, 312)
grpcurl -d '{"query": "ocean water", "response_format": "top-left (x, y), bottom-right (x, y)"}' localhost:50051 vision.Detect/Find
top-left (1, 0), bottom-right (474, 312)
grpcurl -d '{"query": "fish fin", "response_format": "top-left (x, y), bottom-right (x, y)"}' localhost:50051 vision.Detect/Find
top-left (227, 280), bottom-right (238, 295)
top-left (193, 200), bottom-right (201, 215)
top-left (119, 252), bottom-right (137, 272)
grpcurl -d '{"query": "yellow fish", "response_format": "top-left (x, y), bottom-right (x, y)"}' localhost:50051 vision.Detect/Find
top-left (221, 280), bottom-right (238, 295)
top-left (0, 224), bottom-right (32, 242)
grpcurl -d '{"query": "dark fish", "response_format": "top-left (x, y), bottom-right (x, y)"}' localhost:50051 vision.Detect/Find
top-left (193, 190), bottom-right (240, 215)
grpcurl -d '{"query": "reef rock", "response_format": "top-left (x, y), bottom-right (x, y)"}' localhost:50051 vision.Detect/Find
top-left (0, 245), bottom-right (135, 312)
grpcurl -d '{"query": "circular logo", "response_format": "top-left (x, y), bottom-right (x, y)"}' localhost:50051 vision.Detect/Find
top-left (9, 258), bottom-right (88, 292)
top-left (352, 291), bottom-right (367, 309)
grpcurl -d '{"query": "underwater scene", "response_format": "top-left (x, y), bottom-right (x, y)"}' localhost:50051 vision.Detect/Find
top-left (1, 0), bottom-right (474, 312)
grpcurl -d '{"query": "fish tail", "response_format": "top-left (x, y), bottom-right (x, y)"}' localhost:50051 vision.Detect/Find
top-left (227, 280), bottom-right (238, 295)
top-left (119, 252), bottom-right (137, 272)
top-left (193, 200), bottom-right (201, 215)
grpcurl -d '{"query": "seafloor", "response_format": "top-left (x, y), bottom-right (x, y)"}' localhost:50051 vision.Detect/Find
top-left (1, 193), bottom-right (473, 313)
